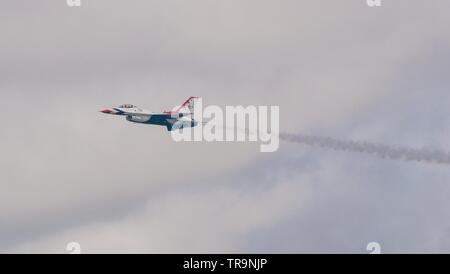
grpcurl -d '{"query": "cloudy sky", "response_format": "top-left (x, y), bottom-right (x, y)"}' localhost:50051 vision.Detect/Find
top-left (1, 0), bottom-right (450, 253)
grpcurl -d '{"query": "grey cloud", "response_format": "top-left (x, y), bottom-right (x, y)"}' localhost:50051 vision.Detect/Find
top-left (2, 0), bottom-right (450, 253)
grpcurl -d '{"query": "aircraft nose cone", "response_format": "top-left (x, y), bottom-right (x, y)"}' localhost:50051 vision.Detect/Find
top-left (101, 109), bottom-right (112, 114)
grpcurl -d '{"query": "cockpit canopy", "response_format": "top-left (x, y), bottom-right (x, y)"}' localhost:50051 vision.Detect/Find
top-left (118, 104), bottom-right (136, 109)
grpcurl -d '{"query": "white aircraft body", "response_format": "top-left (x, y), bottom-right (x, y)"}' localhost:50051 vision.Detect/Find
top-left (101, 97), bottom-right (199, 131)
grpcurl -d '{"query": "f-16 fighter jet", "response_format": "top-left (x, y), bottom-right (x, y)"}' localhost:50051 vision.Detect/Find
top-left (100, 97), bottom-right (199, 131)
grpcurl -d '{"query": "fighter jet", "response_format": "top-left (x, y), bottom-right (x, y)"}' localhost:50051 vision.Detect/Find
top-left (100, 96), bottom-right (199, 131)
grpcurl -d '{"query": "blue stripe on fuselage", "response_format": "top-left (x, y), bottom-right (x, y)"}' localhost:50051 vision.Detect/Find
top-left (145, 115), bottom-right (172, 126)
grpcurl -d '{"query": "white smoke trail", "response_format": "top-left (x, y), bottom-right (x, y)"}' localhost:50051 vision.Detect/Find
top-left (200, 121), bottom-right (450, 165)
top-left (280, 133), bottom-right (450, 165)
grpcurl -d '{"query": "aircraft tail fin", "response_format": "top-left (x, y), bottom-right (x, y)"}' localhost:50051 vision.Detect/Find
top-left (175, 96), bottom-right (198, 114)
top-left (163, 97), bottom-right (199, 115)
